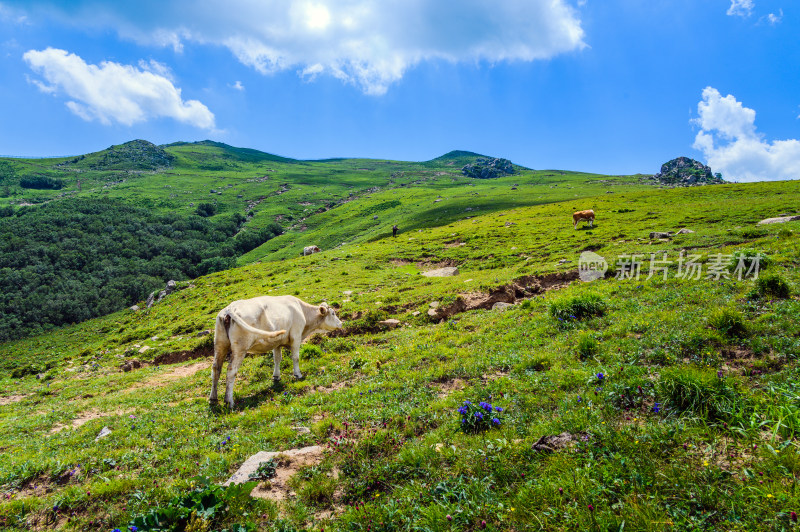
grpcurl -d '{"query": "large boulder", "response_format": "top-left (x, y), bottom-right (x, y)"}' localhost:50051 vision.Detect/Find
top-left (461, 158), bottom-right (515, 179)
top-left (650, 157), bottom-right (724, 186)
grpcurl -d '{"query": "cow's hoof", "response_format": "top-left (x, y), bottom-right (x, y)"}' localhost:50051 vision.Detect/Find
top-left (294, 373), bottom-right (304, 380)
top-left (273, 376), bottom-right (281, 382)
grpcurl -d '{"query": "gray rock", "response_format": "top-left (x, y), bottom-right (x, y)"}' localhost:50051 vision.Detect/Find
top-left (146, 292), bottom-right (156, 308)
top-left (129, 305), bottom-right (140, 312)
top-left (291, 426), bottom-right (311, 434)
top-left (378, 319), bottom-right (401, 327)
top-left (492, 302), bottom-right (514, 311)
top-left (650, 157), bottom-right (724, 186)
top-left (757, 215), bottom-right (800, 225)
top-left (95, 426), bottom-right (112, 441)
top-left (422, 267), bottom-right (459, 277)
top-left (649, 232), bottom-right (674, 239)
top-left (196, 329), bottom-right (211, 337)
top-left (461, 157), bottom-right (515, 179)
top-left (165, 280), bottom-right (177, 294)
top-left (676, 228), bottom-right (695, 234)
top-left (225, 446), bottom-right (324, 486)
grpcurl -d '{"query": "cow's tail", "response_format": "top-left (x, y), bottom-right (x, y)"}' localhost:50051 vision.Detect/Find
top-left (227, 310), bottom-right (287, 339)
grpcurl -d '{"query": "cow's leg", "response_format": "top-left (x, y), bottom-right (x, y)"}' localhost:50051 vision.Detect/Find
top-left (589, 219), bottom-right (594, 227)
top-left (573, 220), bottom-right (577, 230)
top-left (224, 348), bottom-right (246, 408)
top-left (209, 341), bottom-right (229, 404)
top-left (272, 346), bottom-right (283, 381)
top-left (290, 342), bottom-right (303, 379)
top-left (209, 325), bottom-right (230, 404)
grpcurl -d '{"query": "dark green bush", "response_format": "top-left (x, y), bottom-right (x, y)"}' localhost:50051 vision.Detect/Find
top-left (19, 175), bottom-right (63, 190)
top-left (577, 334), bottom-right (599, 360)
top-left (751, 273), bottom-right (791, 299)
top-left (708, 307), bottom-right (748, 338)
top-left (658, 368), bottom-right (743, 423)
top-left (549, 294), bottom-right (606, 321)
top-left (195, 202), bottom-right (217, 217)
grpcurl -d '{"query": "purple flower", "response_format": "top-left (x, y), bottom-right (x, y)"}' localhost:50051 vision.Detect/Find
top-left (458, 406), bottom-right (468, 415)
top-left (130, 527), bottom-right (139, 532)
top-left (492, 418), bottom-right (501, 425)
top-left (495, 406), bottom-right (503, 412)
top-left (597, 373), bottom-right (604, 381)
top-left (653, 403), bottom-right (661, 413)
top-left (475, 412), bottom-right (483, 420)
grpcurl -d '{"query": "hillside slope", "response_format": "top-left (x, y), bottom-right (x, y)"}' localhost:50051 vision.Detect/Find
top-left (1, 179), bottom-right (799, 530)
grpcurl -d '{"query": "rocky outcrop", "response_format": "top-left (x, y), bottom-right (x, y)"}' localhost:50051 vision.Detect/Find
top-left (757, 215), bottom-right (800, 225)
top-left (650, 157), bottom-right (724, 186)
top-left (461, 158), bottom-right (515, 179)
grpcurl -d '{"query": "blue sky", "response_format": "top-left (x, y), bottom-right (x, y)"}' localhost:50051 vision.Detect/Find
top-left (0, 0), bottom-right (797, 180)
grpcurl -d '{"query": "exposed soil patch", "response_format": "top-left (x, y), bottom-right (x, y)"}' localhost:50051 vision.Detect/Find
top-left (418, 258), bottom-right (458, 270)
top-left (49, 408), bottom-right (132, 434)
top-left (225, 446), bottom-right (326, 502)
top-left (429, 271), bottom-right (579, 321)
top-left (152, 361), bottom-right (211, 382)
top-left (0, 395), bottom-right (26, 406)
top-left (314, 380), bottom-right (351, 394)
top-left (444, 240), bottom-right (465, 248)
top-left (153, 344), bottom-right (214, 366)
top-left (430, 378), bottom-right (467, 398)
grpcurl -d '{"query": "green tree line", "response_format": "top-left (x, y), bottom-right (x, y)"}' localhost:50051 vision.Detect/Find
top-left (0, 198), bottom-right (282, 341)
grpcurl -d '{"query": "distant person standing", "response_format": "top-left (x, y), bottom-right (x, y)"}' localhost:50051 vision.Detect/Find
top-left (392, 224), bottom-right (398, 237)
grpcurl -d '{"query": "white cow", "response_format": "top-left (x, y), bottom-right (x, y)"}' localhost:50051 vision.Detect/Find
top-left (300, 245), bottom-right (321, 256)
top-left (209, 295), bottom-right (343, 408)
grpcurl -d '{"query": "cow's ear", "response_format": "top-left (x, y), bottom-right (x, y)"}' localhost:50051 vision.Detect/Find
top-left (319, 305), bottom-right (329, 316)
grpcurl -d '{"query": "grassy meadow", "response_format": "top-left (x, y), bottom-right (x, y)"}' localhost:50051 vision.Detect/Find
top-left (1, 144), bottom-right (800, 531)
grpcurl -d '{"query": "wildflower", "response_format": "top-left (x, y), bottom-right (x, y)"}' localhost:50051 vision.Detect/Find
top-left (717, 369), bottom-right (724, 378)
top-left (596, 373), bottom-right (604, 381)
top-left (464, 400), bottom-right (471, 405)
top-left (577, 396), bottom-right (582, 403)
top-left (492, 418), bottom-right (501, 425)
top-left (652, 403), bottom-right (661, 413)
top-left (588, 504), bottom-right (594, 512)
top-left (791, 511), bottom-right (797, 522)
top-left (558, 487), bottom-right (563, 494)
top-left (475, 412), bottom-right (484, 420)
top-left (446, 515), bottom-right (452, 521)
top-left (495, 406), bottom-right (503, 412)
top-left (480, 521), bottom-right (487, 529)
top-left (458, 406), bottom-right (468, 415)
top-left (113, 529), bottom-right (121, 532)
top-left (130, 527), bottom-right (139, 532)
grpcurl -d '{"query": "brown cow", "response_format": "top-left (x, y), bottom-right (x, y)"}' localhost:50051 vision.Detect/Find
top-left (573, 209), bottom-right (595, 229)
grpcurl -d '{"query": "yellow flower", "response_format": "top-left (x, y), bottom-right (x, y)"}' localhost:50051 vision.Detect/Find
top-left (703, 461), bottom-right (709, 466)
top-left (767, 494), bottom-right (774, 498)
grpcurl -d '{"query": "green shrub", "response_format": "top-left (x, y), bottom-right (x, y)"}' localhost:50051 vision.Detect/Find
top-left (708, 307), bottom-right (748, 338)
top-left (658, 368), bottom-right (743, 422)
top-left (751, 273), bottom-right (791, 299)
top-left (577, 334), bottom-right (599, 360)
top-left (195, 202), bottom-right (217, 217)
top-left (300, 344), bottom-right (323, 360)
top-left (731, 249), bottom-right (771, 272)
top-left (125, 476), bottom-right (255, 531)
top-left (549, 294), bottom-right (606, 321)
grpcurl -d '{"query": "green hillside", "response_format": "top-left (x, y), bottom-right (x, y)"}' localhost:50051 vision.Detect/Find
top-left (0, 154), bottom-right (799, 531)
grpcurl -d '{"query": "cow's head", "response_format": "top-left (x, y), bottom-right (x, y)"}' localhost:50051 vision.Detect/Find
top-left (318, 304), bottom-right (342, 331)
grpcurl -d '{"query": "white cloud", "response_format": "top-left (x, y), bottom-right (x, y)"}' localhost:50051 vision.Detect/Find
top-left (692, 87), bottom-right (800, 182)
top-left (12, 0), bottom-right (586, 95)
top-left (230, 80), bottom-right (244, 91)
top-left (767, 9), bottom-right (783, 24)
top-left (727, 0), bottom-right (754, 17)
top-left (23, 48), bottom-right (215, 128)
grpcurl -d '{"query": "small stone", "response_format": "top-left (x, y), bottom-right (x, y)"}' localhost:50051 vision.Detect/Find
top-left (95, 427), bottom-right (112, 441)
top-left (429, 301), bottom-right (439, 309)
top-left (138, 346), bottom-right (150, 354)
top-left (422, 267), bottom-right (459, 277)
top-left (196, 330), bottom-right (211, 337)
top-left (129, 305), bottom-right (140, 312)
top-left (492, 302), bottom-right (514, 311)
top-left (378, 319), bottom-right (401, 327)
top-left (757, 215), bottom-right (800, 225)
